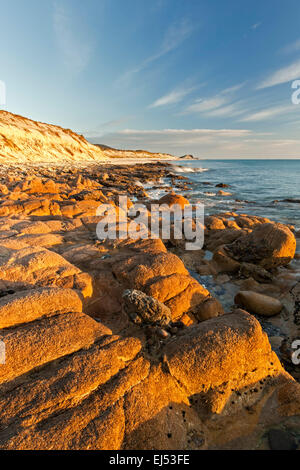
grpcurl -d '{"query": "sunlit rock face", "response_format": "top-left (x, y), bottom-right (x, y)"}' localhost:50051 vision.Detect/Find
top-left (0, 111), bottom-right (107, 164)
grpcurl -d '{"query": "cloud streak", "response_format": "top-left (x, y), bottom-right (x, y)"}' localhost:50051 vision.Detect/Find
top-left (257, 59), bottom-right (300, 89)
top-left (281, 38), bottom-right (300, 54)
top-left (182, 82), bottom-right (246, 115)
top-left (240, 104), bottom-right (297, 121)
top-left (118, 18), bottom-right (194, 84)
top-left (149, 86), bottom-right (196, 108)
top-left (90, 127), bottom-right (300, 158)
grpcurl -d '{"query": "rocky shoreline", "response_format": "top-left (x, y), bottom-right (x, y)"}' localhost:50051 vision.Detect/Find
top-left (0, 161), bottom-right (299, 450)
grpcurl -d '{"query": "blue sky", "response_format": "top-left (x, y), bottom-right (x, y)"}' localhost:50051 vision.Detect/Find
top-left (1, 0), bottom-right (300, 157)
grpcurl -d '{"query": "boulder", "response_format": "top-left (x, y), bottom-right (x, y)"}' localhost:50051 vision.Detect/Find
top-left (164, 309), bottom-right (282, 413)
top-left (204, 216), bottom-right (226, 230)
top-left (122, 289), bottom-right (171, 326)
top-left (212, 246), bottom-right (240, 273)
top-left (234, 290), bottom-right (283, 316)
top-left (225, 222), bottom-right (296, 268)
top-left (158, 193), bottom-right (190, 209)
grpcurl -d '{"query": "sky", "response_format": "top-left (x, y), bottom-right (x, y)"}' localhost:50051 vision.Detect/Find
top-left (1, 0), bottom-right (300, 158)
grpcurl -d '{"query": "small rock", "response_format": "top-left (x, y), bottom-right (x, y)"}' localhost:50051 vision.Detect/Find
top-left (217, 190), bottom-right (232, 196)
top-left (269, 336), bottom-right (284, 351)
top-left (239, 262), bottom-right (273, 283)
top-left (234, 290), bottom-right (283, 317)
top-left (156, 328), bottom-right (170, 340)
top-left (195, 298), bottom-right (224, 322)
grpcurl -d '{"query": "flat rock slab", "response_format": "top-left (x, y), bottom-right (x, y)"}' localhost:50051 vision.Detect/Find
top-left (0, 312), bottom-right (110, 385)
top-left (0, 287), bottom-right (83, 328)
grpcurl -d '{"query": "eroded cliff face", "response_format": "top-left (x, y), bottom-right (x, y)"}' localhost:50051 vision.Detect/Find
top-left (96, 144), bottom-right (176, 160)
top-left (0, 111), bottom-right (107, 164)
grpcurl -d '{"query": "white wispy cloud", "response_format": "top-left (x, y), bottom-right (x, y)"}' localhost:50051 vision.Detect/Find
top-left (183, 83), bottom-right (246, 115)
top-left (206, 102), bottom-right (246, 118)
top-left (281, 38), bottom-right (300, 54)
top-left (92, 127), bottom-right (300, 158)
top-left (149, 86), bottom-right (195, 108)
top-left (107, 128), bottom-right (252, 146)
top-left (220, 82), bottom-right (247, 95)
top-left (257, 59), bottom-right (300, 89)
top-left (117, 18), bottom-right (194, 84)
top-left (53, 1), bottom-right (92, 73)
top-left (240, 104), bottom-right (297, 121)
top-left (184, 96), bottom-right (228, 113)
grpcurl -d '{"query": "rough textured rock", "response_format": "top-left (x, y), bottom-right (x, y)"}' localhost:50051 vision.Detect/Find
top-left (0, 287), bottom-right (83, 328)
top-left (212, 245), bottom-right (241, 273)
top-left (235, 291), bottom-right (283, 317)
top-left (122, 289), bottom-right (171, 326)
top-left (110, 244), bottom-right (211, 323)
top-left (164, 310), bottom-right (283, 412)
top-left (225, 223), bottom-right (296, 269)
top-left (0, 312), bottom-right (110, 385)
top-left (0, 245), bottom-right (93, 297)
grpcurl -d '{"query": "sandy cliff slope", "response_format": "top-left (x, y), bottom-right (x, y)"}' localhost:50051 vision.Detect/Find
top-left (96, 143), bottom-right (176, 160)
top-left (0, 111), bottom-right (107, 165)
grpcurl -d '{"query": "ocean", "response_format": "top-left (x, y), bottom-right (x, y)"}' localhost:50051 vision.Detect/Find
top-left (169, 159), bottom-right (300, 230)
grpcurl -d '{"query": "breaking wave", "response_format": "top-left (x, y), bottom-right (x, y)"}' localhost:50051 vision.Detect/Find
top-left (170, 165), bottom-right (209, 173)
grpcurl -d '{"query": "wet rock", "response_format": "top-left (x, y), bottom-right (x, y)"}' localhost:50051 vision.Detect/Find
top-left (282, 198), bottom-right (300, 204)
top-left (269, 336), bottom-right (284, 351)
top-left (268, 429), bottom-right (297, 450)
top-left (0, 158), bottom-right (299, 450)
top-left (215, 183), bottom-right (229, 188)
top-left (212, 246), bottom-right (240, 273)
top-left (239, 262), bottom-right (273, 283)
top-left (217, 190), bottom-right (232, 196)
top-left (234, 290), bottom-right (283, 317)
top-left (122, 289), bottom-right (172, 326)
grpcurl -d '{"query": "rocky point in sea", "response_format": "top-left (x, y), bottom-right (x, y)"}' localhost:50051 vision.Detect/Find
top-left (0, 110), bottom-right (299, 450)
